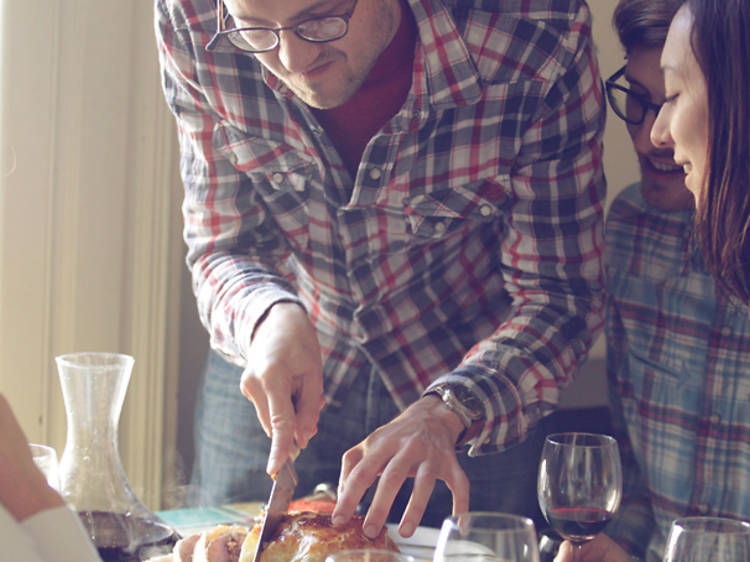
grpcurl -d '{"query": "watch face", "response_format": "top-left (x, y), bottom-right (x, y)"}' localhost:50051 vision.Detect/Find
top-left (447, 384), bottom-right (484, 421)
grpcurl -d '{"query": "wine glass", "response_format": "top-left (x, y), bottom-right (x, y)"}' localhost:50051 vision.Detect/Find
top-left (29, 443), bottom-right (60, 490)
top-left (537, 432), bottom-right (622, 561)
top-left (434, 511), bottom-right (541, 561)
top-left (324, 550), bottom-right (416, 562)
top-left (662, 516), bottom-right (750, 562)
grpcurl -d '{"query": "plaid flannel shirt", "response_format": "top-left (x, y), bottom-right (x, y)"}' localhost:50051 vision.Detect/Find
top-left (605, 184), bottom-right (750, 561)
top-left (155, 0), bottom-right (605, 455)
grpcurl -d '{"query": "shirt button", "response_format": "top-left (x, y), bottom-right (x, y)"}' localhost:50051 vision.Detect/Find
top-left (369, 167), bottom-right (382, 181)
top-left (480, 204), bottom-right (492, 217)
top-left (697, 504), bottom-right (709, 514)
top-left (272, 172), bottom-right (284, 184)
top-left (434, 221), bottom-right (447, 234)
top-left (710, 414), bottom-right (721, 424)
top-left (228, 152), bottom-right (238, 165)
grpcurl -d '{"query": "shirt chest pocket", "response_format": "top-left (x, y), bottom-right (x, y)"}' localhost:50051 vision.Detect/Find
top-left (620, 276), bottom-right (711, 384)
top-left (400, 177), bottom-right (509, 242)
top-left (213, 121), bottom-right (318, 252)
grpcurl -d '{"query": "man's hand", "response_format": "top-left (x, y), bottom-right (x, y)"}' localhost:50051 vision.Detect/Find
top-left (240, 302), bottom-right (325, 476)
top-left (331, 395), bottom-right (469, 539)
top-left (0, 394), bottom-right (64, 521)
top-left (553, 534), bottom-right (634, 562)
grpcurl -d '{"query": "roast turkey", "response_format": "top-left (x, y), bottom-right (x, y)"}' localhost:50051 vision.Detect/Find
top-left (171, 512), bottom-right (397, 562)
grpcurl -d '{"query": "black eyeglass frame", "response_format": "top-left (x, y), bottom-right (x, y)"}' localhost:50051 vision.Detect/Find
top-left (605, 65), bottom-right (664, 126)
top-left (205, 0), bottom-right (358, 53)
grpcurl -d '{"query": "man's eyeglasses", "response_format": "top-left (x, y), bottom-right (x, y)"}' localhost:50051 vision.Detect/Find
top-left (605, 65), bottom-right (663, 126)
top-left (205, 0), bottom-right (358, 53)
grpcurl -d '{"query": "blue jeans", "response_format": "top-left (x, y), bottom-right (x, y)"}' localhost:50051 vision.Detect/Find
top-left (191, 349), bottom-right (549, 529)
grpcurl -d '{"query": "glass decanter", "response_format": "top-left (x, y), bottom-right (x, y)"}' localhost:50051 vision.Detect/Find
top-left (56, 352), bottom-right (178, 561)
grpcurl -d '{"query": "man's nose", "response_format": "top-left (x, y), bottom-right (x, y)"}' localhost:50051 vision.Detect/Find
top-left (631, 111), bottom-right (658, 153)
top-left (277, 31), bottom-right (322, 73)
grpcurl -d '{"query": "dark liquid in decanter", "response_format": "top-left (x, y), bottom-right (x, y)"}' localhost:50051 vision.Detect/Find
top-left (78, 511), bottom-right (179, 561)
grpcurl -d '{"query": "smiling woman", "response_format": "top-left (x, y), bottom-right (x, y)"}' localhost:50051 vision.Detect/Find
top-left (651, 0), bottom-right (750, 304)
top-left (0, 0), bottom-right (184, 511)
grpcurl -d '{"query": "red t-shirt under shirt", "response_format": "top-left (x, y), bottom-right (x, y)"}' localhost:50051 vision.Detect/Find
top-left (312, 0), bottom-right (416, 176)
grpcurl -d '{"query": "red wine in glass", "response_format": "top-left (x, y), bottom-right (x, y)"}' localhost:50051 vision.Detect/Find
top-left (537, 432), bottom-right (622, 561)
top-left (546, 507), bottom-right (614, 543)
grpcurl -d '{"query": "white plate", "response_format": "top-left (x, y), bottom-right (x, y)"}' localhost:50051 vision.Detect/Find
top-left (147, 524), bottom-right (441, 562)
top-left (388, 524), bottom-right (441, 561)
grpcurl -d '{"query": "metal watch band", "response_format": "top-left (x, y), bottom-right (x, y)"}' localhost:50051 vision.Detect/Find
top-left (426, 386), bottom-right (473, 429)
top-left (423, 383), bottom-right (483, 430)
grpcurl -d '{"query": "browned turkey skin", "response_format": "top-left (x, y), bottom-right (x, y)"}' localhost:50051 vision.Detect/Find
top-left (171, 512), bottom-right (397, 562)
top-left (241, 511), bottom-right (397, 562)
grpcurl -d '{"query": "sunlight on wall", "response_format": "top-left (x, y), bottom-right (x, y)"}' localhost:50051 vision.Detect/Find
top-left (1, 0), bottom-right (7, 318)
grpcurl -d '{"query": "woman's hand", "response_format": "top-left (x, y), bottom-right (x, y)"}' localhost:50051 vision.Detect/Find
top-left (554, 534), bottom-right (634, 562)
top-left (331, 395), bottom-right (469, 539)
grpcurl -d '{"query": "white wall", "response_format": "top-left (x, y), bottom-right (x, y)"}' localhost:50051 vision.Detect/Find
top-left (0, 0), bottom-right (183, 509)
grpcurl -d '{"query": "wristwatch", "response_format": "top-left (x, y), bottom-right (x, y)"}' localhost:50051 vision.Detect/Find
top-left (423, 383), bottom-right (485, 446)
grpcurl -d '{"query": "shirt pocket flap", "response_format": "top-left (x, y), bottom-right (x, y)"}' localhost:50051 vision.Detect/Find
top-left (213, 121), bottom-right (315, 193)
top-left (402, 178), bottom-right (507, 238)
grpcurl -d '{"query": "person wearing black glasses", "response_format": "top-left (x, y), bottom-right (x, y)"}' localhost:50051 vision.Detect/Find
top-left (155, 0), bottom-right (607, 539)
top-left (604, 11), bottom-right (692, 213)
top-left (555, 1), bottom-right (750, 561)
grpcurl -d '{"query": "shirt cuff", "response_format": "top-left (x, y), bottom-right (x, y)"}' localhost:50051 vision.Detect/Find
top-left (234, 284), bottom-right (303, 361)
top-left (0, 504), bottom-right (46, 562)
top-left (22, 506), bottom-right (101, 562)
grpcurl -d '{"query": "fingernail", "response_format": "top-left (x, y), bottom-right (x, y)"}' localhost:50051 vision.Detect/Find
top-left (400, 521), bottom-right (415, 536)
top-left (364, 524), bottom-right (377, 538)
top-left (331, 515), bottom-right (344, 527)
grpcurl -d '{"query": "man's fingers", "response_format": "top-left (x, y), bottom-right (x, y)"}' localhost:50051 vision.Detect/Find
top-left (265, 391), bottom-right (297, 475)
top-left (239, 368), bottom-right (272, 437)
top-left (362, 453), bottom-right (413, 538)
top-left (294, 380), bottom-right (324, 448)
top-left (446, 462), bottom-right (470, 517)
top-left (398, 463), bottom-right (438, 537)
top-left (332, 446), bottom-right (369, 527)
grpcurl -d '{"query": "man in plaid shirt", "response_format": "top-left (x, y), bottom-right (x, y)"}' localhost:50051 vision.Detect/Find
top-left (155, 0), bottom-right (605, 535)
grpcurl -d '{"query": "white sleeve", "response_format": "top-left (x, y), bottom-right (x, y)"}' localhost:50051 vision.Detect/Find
top-left (0, 503), bottom-right (46, 562)
top-left (21, 505), bottom-right (102, 562)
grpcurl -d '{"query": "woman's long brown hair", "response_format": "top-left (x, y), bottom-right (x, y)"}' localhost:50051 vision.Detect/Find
top-left (687, 0), bottom-right (750, 303)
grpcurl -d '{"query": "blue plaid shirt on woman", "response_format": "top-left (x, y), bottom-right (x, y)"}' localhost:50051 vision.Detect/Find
top-left (155, 0), bottom-right (606, 455)
top-left (605, 184), bottom-right (750, 561)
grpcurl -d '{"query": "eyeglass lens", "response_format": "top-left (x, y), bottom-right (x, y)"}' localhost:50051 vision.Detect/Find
top-left (607, 87), bottom-right (653, 126)
top-left (227, 16), bottom-right (349, 52)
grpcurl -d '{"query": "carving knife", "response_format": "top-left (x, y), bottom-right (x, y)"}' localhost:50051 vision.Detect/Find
top-left (252, 444), bottom-right (300, 562)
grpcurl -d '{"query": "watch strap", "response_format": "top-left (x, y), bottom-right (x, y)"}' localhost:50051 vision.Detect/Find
top-left (424, 383), bottom-right (484, 446)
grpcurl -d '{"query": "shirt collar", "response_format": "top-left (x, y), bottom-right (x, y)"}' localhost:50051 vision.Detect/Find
top-left (407, 0), bottom-right (482, 109)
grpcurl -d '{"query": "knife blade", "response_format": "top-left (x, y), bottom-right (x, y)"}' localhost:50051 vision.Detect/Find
top-left (252, 444), bottom-right (300, 562)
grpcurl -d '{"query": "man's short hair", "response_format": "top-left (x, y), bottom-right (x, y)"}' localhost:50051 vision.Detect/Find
top-left (613, 0), bottom-right (684, 53)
